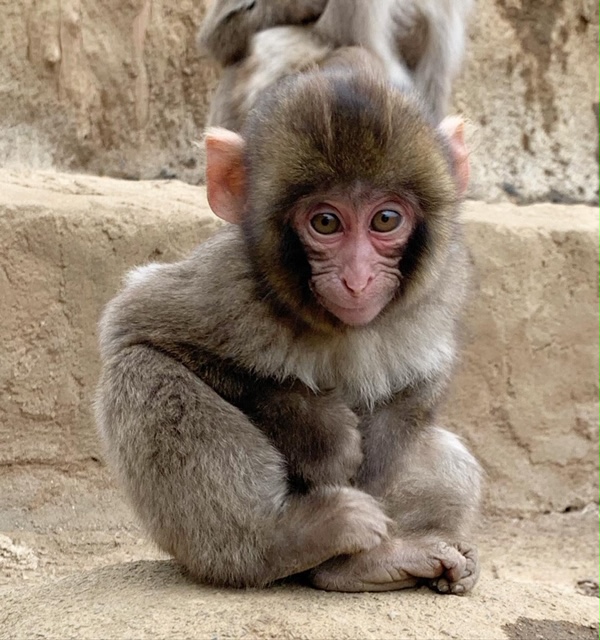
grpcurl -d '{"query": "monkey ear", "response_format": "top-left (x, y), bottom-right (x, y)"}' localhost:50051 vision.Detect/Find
top-left (438, 116), bottom-right (470, 197)
top-left (205, 127), bottom-right (247, 224)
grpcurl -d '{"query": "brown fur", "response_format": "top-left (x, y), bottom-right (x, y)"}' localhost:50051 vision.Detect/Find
top-left (241, 66), bottom-right (461, 333)
top-left (95, 65), bottom-right (482, 592)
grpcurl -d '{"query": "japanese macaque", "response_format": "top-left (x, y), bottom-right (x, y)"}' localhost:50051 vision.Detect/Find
top-left (199, 0), bottom-right (474, 126)
top-left (95, 59), bottom-right (482, 593)
top-left (198, 0), bottom-right (329, 65)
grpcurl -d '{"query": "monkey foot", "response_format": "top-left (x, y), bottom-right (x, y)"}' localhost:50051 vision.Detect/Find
top-left (429, 541), bottom-right (479, 596)
top-left (309, 538), bottom-right (479, 594)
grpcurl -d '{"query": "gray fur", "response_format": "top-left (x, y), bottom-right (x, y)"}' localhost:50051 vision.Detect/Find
top-left (201, 0), bottom-right (474, 127)
top-left (96, 225), bottom-right (482, 591)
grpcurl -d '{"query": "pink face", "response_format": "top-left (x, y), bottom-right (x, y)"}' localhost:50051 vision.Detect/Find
top-left (294, 195), bottom-right (416, 326)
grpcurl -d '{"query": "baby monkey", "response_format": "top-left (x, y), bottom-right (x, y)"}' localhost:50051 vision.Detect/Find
top-left (96, 54), bottom-right (482, 593)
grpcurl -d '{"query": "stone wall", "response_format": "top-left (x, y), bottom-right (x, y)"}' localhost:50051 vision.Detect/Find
top-left (0, 0), bottom-right (598, 202)
top-left (456, 0), bottom-right (599, 203)
top-left (0, 0), bottom-right (215, 184)
top-left (448, 203), bottom-right (599, 514)
top-left (1, 170), bottom-right (597, 516)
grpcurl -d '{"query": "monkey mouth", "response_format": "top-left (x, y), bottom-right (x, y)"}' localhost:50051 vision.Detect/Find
top-left (321, 299), bottom-right (383, 327)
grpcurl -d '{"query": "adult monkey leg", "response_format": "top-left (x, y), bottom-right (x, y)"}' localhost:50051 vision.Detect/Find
top-left (198, 0), bottom-right (328, 66)
top-left (310, 383), bottom-right (483, 594)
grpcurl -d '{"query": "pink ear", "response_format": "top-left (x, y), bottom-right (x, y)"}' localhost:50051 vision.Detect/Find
top-left (439, 116), bottom-right (470, 197)
top-left (205, 127), bottom-right (246, 224)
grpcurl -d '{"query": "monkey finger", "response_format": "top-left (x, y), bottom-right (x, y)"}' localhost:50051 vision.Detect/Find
top-left (436, 542), bottom-right (468, 583)
top-left (382, 539), bottom-right (463, 580)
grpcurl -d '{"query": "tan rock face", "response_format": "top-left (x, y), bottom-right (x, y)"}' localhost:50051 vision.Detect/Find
top-left (447, 202), bottom-right (599, 514)
top-left (0, 1), bottom-right (597, 202)
top-left (456, 0), bottom-right (599, 203)
top-left (0, 171), bottom-right (222, 465)
top-left (0, 0), bottom-right (217, 183)
top-left (0, 170), bottom-right (597, 516)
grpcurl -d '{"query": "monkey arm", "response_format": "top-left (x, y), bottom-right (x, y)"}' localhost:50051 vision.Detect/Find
top-left (246, 385), bottom-right (363, 491)
top-left (198, 0), bottom-right (328, 66)
top-left (96, 342), bottom-right (391, 587)
top-left (170, 344), bottom-right (362, 491)
top-left (199, 0), bottom-right (266, 65)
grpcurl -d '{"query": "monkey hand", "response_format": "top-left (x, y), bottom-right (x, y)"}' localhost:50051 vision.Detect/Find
top-left (290, 393), bottom-right (363, 489)
top-left (311, 487), bottom-right (392, 555)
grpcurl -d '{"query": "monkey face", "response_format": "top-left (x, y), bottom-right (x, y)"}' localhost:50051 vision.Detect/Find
top-left (293, 195), bottom-right (415, 326)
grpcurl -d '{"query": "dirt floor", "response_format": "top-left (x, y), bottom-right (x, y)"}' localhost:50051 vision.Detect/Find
top-left (0, 464), bottom-right (598, 640)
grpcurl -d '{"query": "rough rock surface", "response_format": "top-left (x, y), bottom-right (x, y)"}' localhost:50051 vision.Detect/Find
top-left (0, 170), bottom-right (598, 638)
top-left (0, 170), bottom-right (222, 468)
top-left (451, 203), bottom-right (599, 514)
top-left (1, 170), bottom-right (597, 515)
top-left (0, 1), bottom-right (598, 202)
top-left (0, 0), bottom-right (216, 183)
top-left (455, 0), bottom-right (599, 203)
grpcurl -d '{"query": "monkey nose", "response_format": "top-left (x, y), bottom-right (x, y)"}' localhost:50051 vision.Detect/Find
top-left (343, 276), bottom-right (373, 297)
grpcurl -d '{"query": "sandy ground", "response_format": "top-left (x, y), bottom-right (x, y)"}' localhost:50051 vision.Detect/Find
top-left (0, 464), bottom-right (598, 640)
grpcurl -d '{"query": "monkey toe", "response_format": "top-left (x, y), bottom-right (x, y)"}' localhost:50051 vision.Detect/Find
top-left (430, 542), bottom-right (480, 596)
top-left (311, 539), bottom-right (454, 593)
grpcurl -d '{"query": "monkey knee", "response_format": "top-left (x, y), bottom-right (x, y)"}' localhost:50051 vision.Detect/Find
top-left (384, 427), bottom-right (482, 537)
top-left (428, 427), bottom-right (483, 502)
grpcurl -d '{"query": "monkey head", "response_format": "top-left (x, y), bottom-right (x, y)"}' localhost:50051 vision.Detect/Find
top-left (205, 67), bottom-right (469, 331)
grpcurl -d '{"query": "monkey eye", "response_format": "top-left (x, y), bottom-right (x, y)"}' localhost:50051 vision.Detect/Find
top-left (310, 212), bottom-right (342, 235)
top-left (370, 209), bottom-right (403, 233)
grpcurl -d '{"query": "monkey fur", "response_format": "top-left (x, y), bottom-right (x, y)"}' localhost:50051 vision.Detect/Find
top-left (199, 0), bottom-right (474, 126)
top-left (198, 0), bottom-right (328, 66)
top-left (96, 63), bottom-right (482, 593)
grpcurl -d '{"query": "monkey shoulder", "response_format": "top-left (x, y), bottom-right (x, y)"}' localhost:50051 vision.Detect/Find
top-left (98, 227), bottom-right (290, 365)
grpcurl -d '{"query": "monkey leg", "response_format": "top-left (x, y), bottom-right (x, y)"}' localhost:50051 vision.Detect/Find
top-left (96, 345), bottom-right (390, 588)
top-left (310, 426), bottom-right (482, 594)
